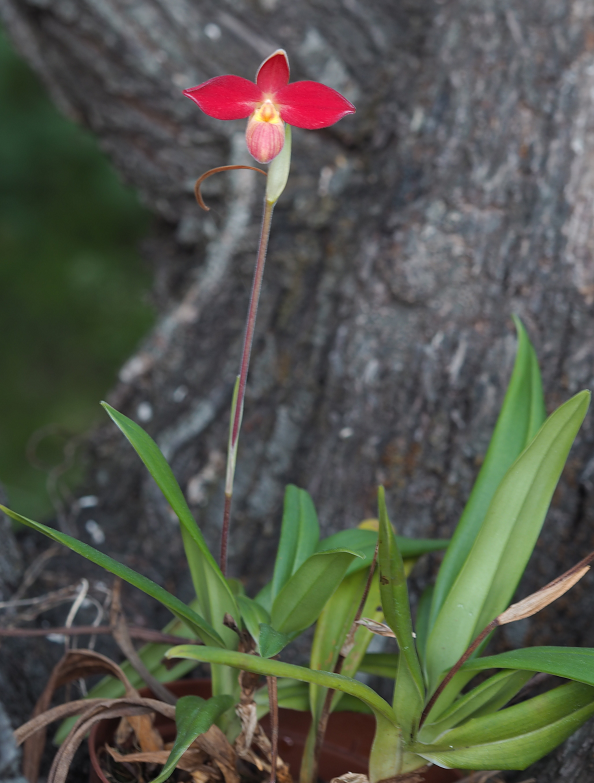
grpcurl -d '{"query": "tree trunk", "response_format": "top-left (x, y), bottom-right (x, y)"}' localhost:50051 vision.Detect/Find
top-left (2, 0), bottom-right (594, 779)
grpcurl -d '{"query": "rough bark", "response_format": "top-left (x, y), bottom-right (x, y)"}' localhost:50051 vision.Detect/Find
top-left (2, 0), bottom-right (594, 779)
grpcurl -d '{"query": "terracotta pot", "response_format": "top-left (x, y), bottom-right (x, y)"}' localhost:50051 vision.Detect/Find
top-left (88, 679), bottom-right (463, 783)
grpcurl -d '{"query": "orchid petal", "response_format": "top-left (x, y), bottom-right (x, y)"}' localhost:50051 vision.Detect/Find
top-left (256, 49), bottom-right (290, 95)
top-left (245, 115), bottom-right (285, 164)
top-left (183, 75), bottom-right (262, 120)
top-left (276, 81), bottom-right (356, 129)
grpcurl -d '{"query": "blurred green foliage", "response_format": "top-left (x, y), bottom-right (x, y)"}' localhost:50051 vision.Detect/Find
top-left (0, 29), bottom-right (154, 518)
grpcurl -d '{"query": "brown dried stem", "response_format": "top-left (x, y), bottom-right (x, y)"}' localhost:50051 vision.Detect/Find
top-left (194, 165), bottom-right (266, 211)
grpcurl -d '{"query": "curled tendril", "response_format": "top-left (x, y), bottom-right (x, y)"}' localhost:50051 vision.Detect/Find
top-left (194, 165), bottom-right (267, 211)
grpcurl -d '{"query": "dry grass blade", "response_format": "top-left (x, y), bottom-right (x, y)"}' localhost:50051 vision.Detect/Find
top-left (110, 578), bottom-right (177, 706)
top-left (47, 698), bottom-right (175, 783)
top-left (22, 648), bottom-right (140, 783)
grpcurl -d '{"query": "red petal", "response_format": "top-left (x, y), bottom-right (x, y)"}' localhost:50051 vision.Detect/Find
top-left (276, 81), bottom-right (356, 129)
top-left (183, 75), bottom-right (262, 120)
top-left (256, 50), bottom-right (290, 95)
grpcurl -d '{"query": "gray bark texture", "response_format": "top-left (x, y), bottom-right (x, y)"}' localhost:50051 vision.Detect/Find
top-left (2, 0), bottom-right (594, 779)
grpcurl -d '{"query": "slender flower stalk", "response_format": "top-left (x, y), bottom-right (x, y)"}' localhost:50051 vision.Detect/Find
top-left (220, 197), bottom-right (274, 575)
top-left (219, 128), bottom-right (292, 575)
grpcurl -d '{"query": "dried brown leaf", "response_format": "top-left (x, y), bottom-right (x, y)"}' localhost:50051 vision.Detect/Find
top-left (110, 579), bottom-right (177, 706)
top-left (497, 559), bottom-right (592, 625)
top-left (21, 649), bottom-right (140, 783)
top-left (106, 744), bottom-right (208, 772)
top-left (355, 618), bottom-right (395, 637)
top-left (47, 698), bottom-right (176, 783)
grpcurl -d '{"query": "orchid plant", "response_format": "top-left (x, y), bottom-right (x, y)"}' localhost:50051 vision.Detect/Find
top-left (6, 49), bottom-right (594, 783)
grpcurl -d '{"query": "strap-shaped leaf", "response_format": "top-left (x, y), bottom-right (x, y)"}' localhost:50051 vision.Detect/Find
top-left (377, 488), bottom-right (424, 736)
top-left (151, 695), bottom-right (234, 783)
top-left (165, 645), bottom-right (403, 783)
top-left (271, 485), bottom-right (319, 601)
top-left (461, 646), bottom-right (594, 686)
top-left (309, 569), bottom-right (369, 720)
top-left (236, 595), bottom-right (270, 649)
top-left (360, 653), bottom-right (399, 679)
top-left (429, 317), bottom-right (546, 629)
top-left (317, 529), bottom-right (447, 577)
top-left (270, 549), bottom-right (363, 635)
top-left (166, 644), bottom-right (397, 722)
top-left (255, 678), bottom-right (310, 715)
top-left (425, 390), bottom-right (590, 691)
top-left (0, 505), bottom-right (224, 647)
top-left (415, 584), bottom-right (433, 668)
top-left (258, 624), bottom-right (294, 658)
top-left (102, 403), bottom-right (238, 649)
top-left (413, 681), bottom-right (594, 770)
top-left (419, 669), bottom-right (532, 743)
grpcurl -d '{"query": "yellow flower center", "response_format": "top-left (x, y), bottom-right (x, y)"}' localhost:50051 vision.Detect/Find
top-left (253, 99), bottom-right (282, 125)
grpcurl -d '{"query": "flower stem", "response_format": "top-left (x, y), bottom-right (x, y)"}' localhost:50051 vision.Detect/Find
top-left (220, 198), bottom-right (275, 576)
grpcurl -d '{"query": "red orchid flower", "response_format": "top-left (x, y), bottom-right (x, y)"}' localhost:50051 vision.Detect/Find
top-left (183, 49), bottom-right (355, 165)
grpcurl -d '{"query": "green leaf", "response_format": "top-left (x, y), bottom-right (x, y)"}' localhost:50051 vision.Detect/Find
top-left (425, 390), bottom-right (590, 691)
top-left (151, 695), bottom-right (234, 783)
top-left (165, 645), bottom-right (403, 783)
top-left (302, 571), bottom-right (383, 783)
top-left (415, 584), bottom-right (433, 668)
top-left (0, 505), bottom-right (224, 647)
top-left (377, 488), bottom-right (425, 737)
top-left (309, 569), bottom-right (369, 718)
top-left (430, 317), bottom-right (546, 630)
top-left (271, 485), bottom-right (319, 602)
top-left (259, 624), bottom-right (294, 658)
top-left (254, 678), bottom-right (310, 716)
top-left (253, 581), bottom-right (273, 614)
top-left (237, 595), bottom-right (270, 648)
top-left (270, 549), bottom-right (363, 635)
top-left (461, 646), bottom-right (594, 686)
top-left (413, 681), bottom-right (594, 770)
top-left (360, 653), bottom-right (399, 679)
top-left (166, 645), bottom-right (397, 723)
top-left (317, 529), bottom-right (447, 577)
top-left (419, 669), bottom-right (533, 743)
top-left (101, 403), bottom-right (238, 650)
top-left (337, 573), bottom-right (384, 699)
